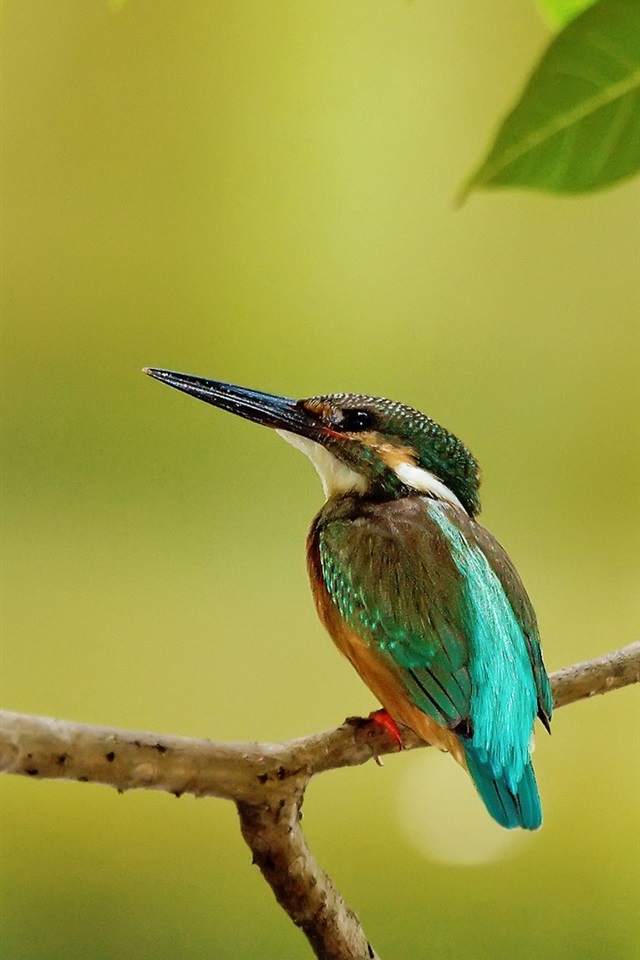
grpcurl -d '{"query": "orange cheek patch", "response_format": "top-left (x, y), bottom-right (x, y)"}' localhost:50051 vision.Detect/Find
top-left (366, 438), bottom-right (417, 471)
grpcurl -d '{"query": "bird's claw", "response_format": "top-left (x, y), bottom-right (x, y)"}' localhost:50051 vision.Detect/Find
top-left (368, 709), bottom-right (404, 751)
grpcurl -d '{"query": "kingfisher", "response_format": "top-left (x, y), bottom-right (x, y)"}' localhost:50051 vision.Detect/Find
top-left (144, 368), bottom-right (552, 830)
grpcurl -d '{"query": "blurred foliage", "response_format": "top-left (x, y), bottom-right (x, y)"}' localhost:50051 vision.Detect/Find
top-left (466, 0), bottom-right (640, 197)
top-left (535, 0), bottom-right (597, 26)
top-left (1, 2), bottom-right (639, 959)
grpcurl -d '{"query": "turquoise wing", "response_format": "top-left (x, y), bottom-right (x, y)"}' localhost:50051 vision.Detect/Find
top-left (316, 495), bottom-right (550, 829)
top-left (471, 521), bottom-right (553, 727)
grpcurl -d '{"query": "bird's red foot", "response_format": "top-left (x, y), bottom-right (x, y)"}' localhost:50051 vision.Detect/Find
top-left (368, 709), bottom-right (404, 750)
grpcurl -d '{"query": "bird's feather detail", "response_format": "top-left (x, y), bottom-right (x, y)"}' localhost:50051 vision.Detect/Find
top-left (309, 494), bottom-right (550, 829)
top-left (315, 496), bottom-right (473, 728)
top-left (466, 523), bottom-right (553, 729)
top-left (464, 747), bottom-right (542, 830)
top-left (428, 504), bottom-right (539, 792)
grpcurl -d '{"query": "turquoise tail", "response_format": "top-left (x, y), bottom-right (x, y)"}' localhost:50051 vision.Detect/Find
top-left (464, 745), bottom-right (542, 831)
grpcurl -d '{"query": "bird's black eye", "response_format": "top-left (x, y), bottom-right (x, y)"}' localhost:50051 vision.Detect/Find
top-left (340, 408), bottom-right (375, 432)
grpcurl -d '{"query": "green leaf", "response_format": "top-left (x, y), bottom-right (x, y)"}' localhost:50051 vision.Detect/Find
top-left (462, 0), bottom-right (640, 199)
top-left (536, 0), bottom-right (598, 28)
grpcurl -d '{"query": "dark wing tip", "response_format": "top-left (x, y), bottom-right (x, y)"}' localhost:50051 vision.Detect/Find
top-left (538, 708), bottom-right (552, 735)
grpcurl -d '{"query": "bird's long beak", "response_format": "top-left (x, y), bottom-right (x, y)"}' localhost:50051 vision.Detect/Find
top-left (143, 368), bottom-right (325, 440)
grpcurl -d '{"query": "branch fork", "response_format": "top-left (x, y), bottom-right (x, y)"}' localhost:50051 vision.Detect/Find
top-left (1, 642), bottom-right (638, 960)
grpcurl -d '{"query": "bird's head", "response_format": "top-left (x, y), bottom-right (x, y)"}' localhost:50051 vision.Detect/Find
top-left (144, 369), bottom-right (481, 516)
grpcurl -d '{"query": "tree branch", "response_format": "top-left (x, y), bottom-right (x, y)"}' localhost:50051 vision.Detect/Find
top-left (237, 796), bottom-right (381, 960)
top-left (1, 641), bottom-right (638, 960)
top-left (549, 642), bottom-right (639, 708)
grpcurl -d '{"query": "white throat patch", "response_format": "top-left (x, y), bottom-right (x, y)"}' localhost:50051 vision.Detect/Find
top-left (392, 461), bottom-right (465, 511)
top-left (276, 430), bottom-right (367, 499)
top-left (277, 429), bottom-right (465, 511)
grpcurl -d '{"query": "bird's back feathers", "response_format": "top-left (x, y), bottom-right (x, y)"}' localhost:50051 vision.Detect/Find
top-left (308, 494), bottom-right (551, 830)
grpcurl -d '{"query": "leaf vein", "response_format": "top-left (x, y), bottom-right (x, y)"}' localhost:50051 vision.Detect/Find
top-left (475, 68), bottom-right (640, 186)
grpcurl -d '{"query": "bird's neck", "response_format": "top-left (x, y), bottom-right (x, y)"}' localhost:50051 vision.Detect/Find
top-left (278, 428), bottom-right (468, 512)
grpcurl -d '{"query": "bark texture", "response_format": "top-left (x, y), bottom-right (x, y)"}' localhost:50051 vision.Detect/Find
top-left (1, 641), bottom-right (638, 960)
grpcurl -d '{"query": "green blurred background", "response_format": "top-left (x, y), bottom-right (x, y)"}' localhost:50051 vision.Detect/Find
top-left (2, 2), bottom-right (638, 958)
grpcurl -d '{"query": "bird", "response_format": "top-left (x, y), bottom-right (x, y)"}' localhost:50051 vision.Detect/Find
top-left (144, 367), bottom-right (553, 830)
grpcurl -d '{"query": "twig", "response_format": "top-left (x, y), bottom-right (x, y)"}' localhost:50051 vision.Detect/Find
top-left (1, 641), bottom-right (638, 960)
